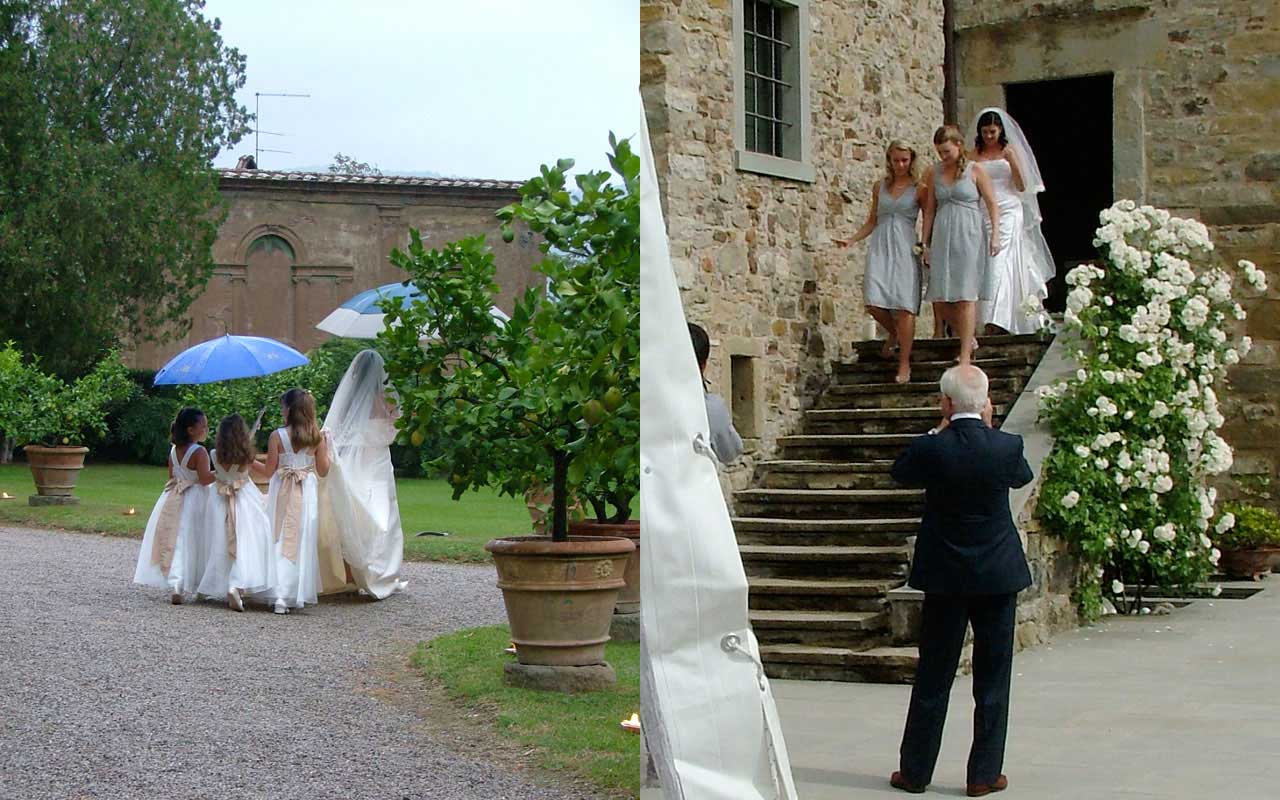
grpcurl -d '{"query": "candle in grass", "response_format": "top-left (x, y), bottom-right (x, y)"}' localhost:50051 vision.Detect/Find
top-left (123, 507), bottom-right (137, 516)
top-left (620, 712), bottom-right (640, 733)
top-left (0, 491), bottom-right (14, 500)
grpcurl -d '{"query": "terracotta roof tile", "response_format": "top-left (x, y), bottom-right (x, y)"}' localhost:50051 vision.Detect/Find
top-left (217, 168), bottom-right (524, 191)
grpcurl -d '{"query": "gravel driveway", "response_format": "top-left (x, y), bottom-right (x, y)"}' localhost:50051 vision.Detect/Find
top-left (0, 525), bottom-right (600, 800)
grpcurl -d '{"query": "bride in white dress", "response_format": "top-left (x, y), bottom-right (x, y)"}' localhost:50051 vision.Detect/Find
top-left (318, 350), bottom-right (408, 600)
top-left (970, 108), bottom-right (1056, 335)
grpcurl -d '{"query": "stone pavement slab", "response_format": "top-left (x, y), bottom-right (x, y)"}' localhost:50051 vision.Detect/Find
top-left (645, 580), bottom-right (1279, 799)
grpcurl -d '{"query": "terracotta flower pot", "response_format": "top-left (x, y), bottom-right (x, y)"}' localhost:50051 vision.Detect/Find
top-left (569, 519), bottom-right (641, 614)
top-left (485, 535), bottom-right (635, 667)
top-left (24, 445), bottom-right (89, 497)
top-left (1218, 546), bottom-right (1280, 580)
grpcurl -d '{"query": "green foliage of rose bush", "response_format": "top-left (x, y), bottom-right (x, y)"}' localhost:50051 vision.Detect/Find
top-left (1034, 201), bottom-right (1264, 618)
top-left (378, 136), bottom-right (639, 541)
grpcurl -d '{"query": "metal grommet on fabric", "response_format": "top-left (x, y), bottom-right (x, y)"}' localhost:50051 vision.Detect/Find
top-left (691, 431), bottom-right (715, 460)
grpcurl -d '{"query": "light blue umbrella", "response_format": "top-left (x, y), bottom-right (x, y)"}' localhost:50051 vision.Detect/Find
top-left (153, 334), bottom-right (309, 385)
top-left (316, 281), bottom-right (510, 339)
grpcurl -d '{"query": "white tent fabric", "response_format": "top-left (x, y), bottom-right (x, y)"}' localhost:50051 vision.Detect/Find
top-left (639, 98), bottom-right (799, 800)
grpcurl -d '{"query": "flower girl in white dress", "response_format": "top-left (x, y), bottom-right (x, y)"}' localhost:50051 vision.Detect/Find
top-left (258, 389), bottom-right (331, 614)
top-left (196, 414), bottom-right (275, 611)
top-left (133, 408), bottom-right (215, 604)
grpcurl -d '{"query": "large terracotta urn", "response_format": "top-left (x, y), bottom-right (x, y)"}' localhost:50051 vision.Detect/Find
top-left (485, 535), bottom-right (635, 667)
top-left (1218, 547), bottom-right (1280, 580)
top-left (569, 519), bottom-right (640, 615)
top-left (25, 445), bottom-right (89, 497)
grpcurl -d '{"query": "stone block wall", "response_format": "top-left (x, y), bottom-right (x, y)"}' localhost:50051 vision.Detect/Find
top-left (643, 0), bottom-right (945, 491)
top-left (130, 177), bottom-right (542, 370)
top-left (953, 0), bottom-right (1280, 511)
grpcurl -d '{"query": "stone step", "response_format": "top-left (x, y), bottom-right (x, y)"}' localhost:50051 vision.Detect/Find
top-left (749, 577), bottom-right (902, 613)
top-left (739, 544), bottom-right (911, 579)
top-left (758, 644), bottom-right (918, 684)
top-left (804, 406), bottom-right (1008, 435)
top-left (778, 433), bottom-right (918, 461)
top-left (749, 609), bottom-right (889, 648)
top-left (832, 357), bottom-right (1035, 385)
top-left (733, 514), bottom-right (922, 545)
top-left (735, 489), bottom-right (924, 522)
top-left (758, 459), bottom-right (900, 490)
top-left (849, 333), bottom-right (1049, 361)
top-left (817, 379), bottom-right (1020, 410)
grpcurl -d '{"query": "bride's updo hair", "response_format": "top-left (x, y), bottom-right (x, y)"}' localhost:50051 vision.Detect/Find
top-left (933, 125), bottom-right (968, 175)
top-left (282, 388), bottom-right (322, 450)
top-left (974, 110), bottom-right (1009, 153)
top-left (884, 140), bottom-right (919, 183)
top-left (215, 414), bottom-right (255, 469)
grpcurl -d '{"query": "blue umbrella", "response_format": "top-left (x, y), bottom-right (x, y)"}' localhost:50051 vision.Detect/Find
top-left (153, 334), bottom-right (310, 385)
top-left (316, 281), bottom-right (510, 339)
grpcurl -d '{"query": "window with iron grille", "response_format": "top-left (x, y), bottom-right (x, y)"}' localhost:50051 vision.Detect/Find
top-left (743, 0), bottom-right (792, 158)
top-left (735, 0), bottom-right (812, 182)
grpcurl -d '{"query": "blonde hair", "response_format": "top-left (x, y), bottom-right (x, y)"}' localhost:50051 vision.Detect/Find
top-left (933, 124), bottom-right (967, 177)
top-left (281, 388), bottom-right (322, 450)
top-left (884, 140), bottom-right (919, 183)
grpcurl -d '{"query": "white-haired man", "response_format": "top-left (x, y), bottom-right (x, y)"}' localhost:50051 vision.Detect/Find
top-left (889, 364), bottom-right (1034, 798)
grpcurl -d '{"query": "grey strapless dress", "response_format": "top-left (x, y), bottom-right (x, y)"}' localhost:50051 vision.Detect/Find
top-left (863, 182), bottom-right (922, 314)
top-left (925, 163), bottom-right (991, 303)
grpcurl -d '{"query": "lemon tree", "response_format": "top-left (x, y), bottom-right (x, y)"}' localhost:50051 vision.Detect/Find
top-left (378, 136), bottom-right (639, 542)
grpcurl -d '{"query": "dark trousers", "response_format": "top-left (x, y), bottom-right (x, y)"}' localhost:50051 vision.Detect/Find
top-left (898, 592), bottom-right (1018, 786)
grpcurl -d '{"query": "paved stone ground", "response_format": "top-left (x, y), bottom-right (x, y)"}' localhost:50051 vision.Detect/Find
top-left (643, 581), bottom-right (1279, 799)
top-left (0, 525), bottom-right (601, 800)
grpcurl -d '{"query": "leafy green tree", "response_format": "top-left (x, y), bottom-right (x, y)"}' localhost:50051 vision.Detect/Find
top-left (328, 152), bottom-right (381, 176)
top-left (0, 0), bottom-right (250, 377)
top-left (379, 136), bottom-right (639, 541)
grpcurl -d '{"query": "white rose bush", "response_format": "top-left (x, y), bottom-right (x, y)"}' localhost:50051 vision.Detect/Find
top-left (1034, 201), bottom-right (1263, 619)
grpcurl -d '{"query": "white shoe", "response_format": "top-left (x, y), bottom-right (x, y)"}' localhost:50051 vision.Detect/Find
top-left (273, 599), bottom-right (290, 615)
top-left (228, 588), bottom-right (244, 612)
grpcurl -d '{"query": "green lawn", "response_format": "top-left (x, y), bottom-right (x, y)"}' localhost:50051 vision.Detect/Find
top-left (415, 625), bottom-right (640, 798)
top-left (0, 461), bottom-right (533, 562)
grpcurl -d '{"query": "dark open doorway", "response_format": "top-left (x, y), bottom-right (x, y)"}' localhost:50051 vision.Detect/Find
top-left (1005, 74), bottom-right (1113, 313)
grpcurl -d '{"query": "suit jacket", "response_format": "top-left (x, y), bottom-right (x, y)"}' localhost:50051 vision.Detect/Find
top-left (891, 417), bottom-right (1034, 595)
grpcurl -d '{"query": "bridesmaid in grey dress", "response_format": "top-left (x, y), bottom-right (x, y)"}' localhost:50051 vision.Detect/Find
top-left (839, 140), bottom-right (926, 383)
top-left (921, 124), bottom-right (1001, 365)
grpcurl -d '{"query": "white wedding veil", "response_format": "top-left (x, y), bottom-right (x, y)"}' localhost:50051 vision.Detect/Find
top-left (318, 349), bottom-right (406, 599)
top-left (972, 107), bottom-right (1057, 287)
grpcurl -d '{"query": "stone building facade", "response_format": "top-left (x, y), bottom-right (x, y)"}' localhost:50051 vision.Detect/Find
top-left (951, 0), bottom-right (1280, 506)
top-left (130, 169), bottom-right (542, 370)
top-left (642, 0), bottom-right (945, 490)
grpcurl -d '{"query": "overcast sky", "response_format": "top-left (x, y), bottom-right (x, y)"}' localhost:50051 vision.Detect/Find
top-left (203, 1), bottom-right (637, 181)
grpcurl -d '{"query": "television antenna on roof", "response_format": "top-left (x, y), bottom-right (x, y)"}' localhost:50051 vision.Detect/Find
top-left (254, 91), bottom-right (310, 167)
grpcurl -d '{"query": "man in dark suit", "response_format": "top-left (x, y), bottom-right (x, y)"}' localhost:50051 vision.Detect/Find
top-left (888, 365), bottom-right (1034, 798)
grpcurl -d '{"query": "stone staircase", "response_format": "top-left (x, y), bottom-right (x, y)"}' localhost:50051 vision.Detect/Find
top-left (736, 334), bottom-right (1052, 684)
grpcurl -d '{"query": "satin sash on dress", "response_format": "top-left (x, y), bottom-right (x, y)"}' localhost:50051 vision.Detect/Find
top-left (151, 477), bottom-right (196, 575)
top-left (217, 476), bottom-right (249, 560)
top-left (273, 465), bottom-right (315, 563)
